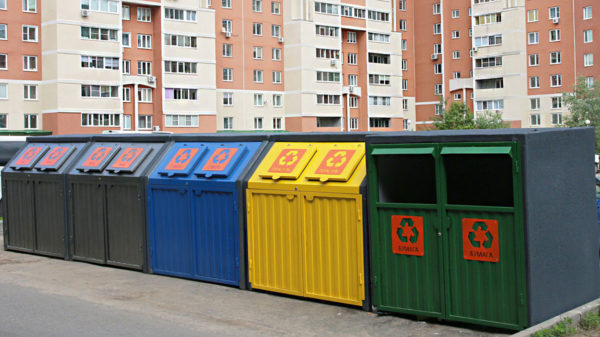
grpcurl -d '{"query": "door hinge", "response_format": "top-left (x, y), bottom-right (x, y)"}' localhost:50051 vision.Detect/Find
top-left (248, 258), bottom-right (253, 270)
top-left (514, 161), bottom-right (520, 174)
top-left (359, 273), bottom-right (364, 286)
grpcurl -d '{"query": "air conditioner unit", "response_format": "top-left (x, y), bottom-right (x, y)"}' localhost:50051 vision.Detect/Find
top-left (221, 27), bottom-right (228, 33)
top-left (81, 9), bottom-right (89, 17)
top-left (225, 32), bottom-right (231, 38)
top-left (431, 54), bottom-right (439, 60)
top-left (278, 37), bottom-right (284, 43)
top-left (330, 59), bottom-right (337, 66)
top-left (349, 86), bottom-right (355, 94)
top-left (153, 126), bottom-right (161, 131)
top-left (148, 76), bottom-right (156, 84)
top-left (552, 17), bottom-right (559, 24)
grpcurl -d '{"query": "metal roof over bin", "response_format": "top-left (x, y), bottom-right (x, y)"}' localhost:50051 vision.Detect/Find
top-left (246, 133), bottom-right (370, 309)
top-left (147, 134), bottom-right (269, 288)
top-left (66, 134), bottom-right (169, 271)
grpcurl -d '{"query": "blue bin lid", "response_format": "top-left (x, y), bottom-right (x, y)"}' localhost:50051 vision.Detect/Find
top-left (157, 143), bottom-right (209, 177)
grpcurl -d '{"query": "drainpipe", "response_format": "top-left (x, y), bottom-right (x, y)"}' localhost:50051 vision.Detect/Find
top-left (134, 83), bottom-right (139, 131)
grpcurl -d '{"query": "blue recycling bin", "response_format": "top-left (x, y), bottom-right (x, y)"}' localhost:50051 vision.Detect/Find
top-left (147, 136), bottom-right (269, 288)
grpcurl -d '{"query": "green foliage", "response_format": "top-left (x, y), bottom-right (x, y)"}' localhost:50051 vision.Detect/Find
top-left (580, 311), bottom-right (600, 331)
top-left (563, 76), bottom-right (600, 151)
top-left (431, 98), bottom-right (509, 130)
top-left (533, 318), bottom-right (577, 337)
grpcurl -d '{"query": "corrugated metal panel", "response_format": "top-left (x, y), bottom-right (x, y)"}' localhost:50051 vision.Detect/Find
top-left (149, 187), bottom-right (195, 278)
top-left (71, 182), bottom-right (105, 263)
top-left (302, 194), bottom-right (365, 306)
top-left (193, 189), bottom-right (239, 285)
top-left (106, 184), bottom-right (144, 269)
top-left (34, 180), bottom-right (66, 257)
top-left (5, 179), bottom-right (35, 251)
top-left (247, 190), bottom-right (303, 296)
top-left (446, 210), bottom-right (522, 329)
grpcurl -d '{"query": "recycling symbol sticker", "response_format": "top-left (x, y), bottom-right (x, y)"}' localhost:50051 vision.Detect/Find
top-left (268, 149), bottom-right (307, 173)
top-left (391, 215), bottom-right (425, 256)
top-left (315, 150), bottom-right (356, 175)
top-left (462, 218), bottom-right (500, 263)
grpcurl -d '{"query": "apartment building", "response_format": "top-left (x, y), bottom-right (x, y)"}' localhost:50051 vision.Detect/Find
top-left (0, 0), bottom-right (597, 134)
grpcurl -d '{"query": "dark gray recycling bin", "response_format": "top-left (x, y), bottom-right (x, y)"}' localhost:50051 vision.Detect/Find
top-left (2, 135), bottom-right (92, 258)
top-left (66, 134), bottom-right (169, 271)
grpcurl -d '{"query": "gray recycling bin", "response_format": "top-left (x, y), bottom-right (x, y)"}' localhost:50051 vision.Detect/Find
top-left (2, 135), bottom-right (91, 258)
top-left (66, 134), bottom-right (169, 271)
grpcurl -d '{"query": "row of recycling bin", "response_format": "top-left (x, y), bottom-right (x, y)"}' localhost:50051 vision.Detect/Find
top-left (3, 130), bottom-right (599, 331)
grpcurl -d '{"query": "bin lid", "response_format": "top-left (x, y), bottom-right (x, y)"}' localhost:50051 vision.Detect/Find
top-left (105, 145), bottom-right (154, 174)
top-left (304, 143), bottom-right (365, 182)
top-left (195, 144), bottom-right (247, 178)
top-left (76, 144), bottom-right (121, 173)
top-left (257, 143), bottom-right (316, 180)
top-left (9, 144), bottom-right (50, 170)
top-left (35, 145), bottom-right (76, 172)
top-left (440, 145), bottom-right (513, 156)
top-left (157, 143), bottom-right (209, 177)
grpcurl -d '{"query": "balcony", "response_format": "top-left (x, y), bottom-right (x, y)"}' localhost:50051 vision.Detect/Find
top-left (122, 74), bottom-right (157, 89)
top-left (449, 78), bottom-right (473, 92)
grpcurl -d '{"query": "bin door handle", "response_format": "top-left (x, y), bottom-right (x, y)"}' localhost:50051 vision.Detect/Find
top-left (179, 189), bottom-right (188, 196)
top-left (286, 194), bottom-right (295, 201)
top-left (304, 195), bottom-right (314, 202)
top-left (192, 189), bottom-right (201, 196)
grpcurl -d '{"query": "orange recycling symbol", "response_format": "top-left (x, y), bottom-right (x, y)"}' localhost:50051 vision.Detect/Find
top-left (268, 149), bottom-right (307, 173)
top-left (315, 150), bottom-right (356, 175)
top-left (391, 215), bottom-right (425, 256)
top-left (462, 218), bottom-right (499, 263)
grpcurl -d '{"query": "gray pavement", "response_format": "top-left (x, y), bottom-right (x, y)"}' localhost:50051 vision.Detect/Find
top-left (0, 234), bottom-right (509, 337)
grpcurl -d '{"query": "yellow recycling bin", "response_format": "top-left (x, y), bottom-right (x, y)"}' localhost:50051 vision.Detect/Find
top-left (247, 142), bottom-right (368, 308)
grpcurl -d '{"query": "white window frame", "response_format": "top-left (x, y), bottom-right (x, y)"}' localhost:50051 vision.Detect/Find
top-left (223, 43), bottom-right (233, 57)
top-left (253, 70), bottom-right (263, 83)
top-left (272, 48), bottom-right (281, 61)
top-left (583, 6), bottom-right (592, 20)
top-left (123, 87), bottom-right (131, 102)
top-left (137, 87), bottom-right (153, 103)
top-left (530, 98), bottom-right (540, 110)
top-left (122, 32), bottom-right (131, 47)
top-left (271, 1), bottom-right (280, 14)
top-left (23, 55), bottom-right (37, 71)
top-left (253, 93), bottom-right (263, 106)
top-left (529, 76), bottom-right (540, 88)
top-left (529, 54), bottom-right (539, 66)
top-left (347, 31), bottom-right (357, 43)
top-left (223, 68), bottom-right (233, 81)
top-left (550, 74), bottom-right (562, 87)
top-left (528, 32), bottom-right (539, 44)
top-left (0, 24), bottom-right (6, 40)
top-left (348, 53), bottom-right (357, 65)
top-left (0, 83), bottom-right (7, 99)
top-left (550, 51), bottom-right (561, 65)
top-left (24, 114), bottom-right (37, 129)
top-left (272, 94), bottom-right (282, 107)
top-left (549, 29), bottom-right (561, 42)
top-left (137, 34), bottom-right (152, 49)
top-left (584, 53), bottom-right (594, 67)
top-left (123, 115), bottom-right (131, 130)
top-left (22, 25), bottom-right (38, 42)
top-left (452, 30), bottom-right (460, 39)
top-left (122, 5), bottom-right (130, 20)
top-left (549, 6), bottom-right (560, 20)
top-left (23, 84), bottom-right (37, 100)
top-left (527, 9), bottom-right (538, 22)
top-left (254, 117), bottom-right (263, 129)
top-left (223, 117), bottom-right (233, 130)
top-left (137, 7), bottom-right (152, 22)
top-left (138, 115), bottom-right (152, 130)
top-left (22, 0), bottom-right (36, 13)
top-left (584, 30), bottom-right (593, 43)
top-left (252, 23), bottom-right (262, 36)
top-left (253, 46), bottom-right (263, 59)
top-left (530, 114), bottom-right (540, 126)
top-left (272, 24), bottom-right (281, 38)
top-left (452, 9), bottom-right (459, 18)
top-left (223, 92), bottom-right (233, 106)
top-left (272, 71), bottom-right (282, 84)
top-left (122, 60), bottom-right (130, 74)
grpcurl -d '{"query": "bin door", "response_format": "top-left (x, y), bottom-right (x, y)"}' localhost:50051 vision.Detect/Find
top-left (9, 145), bottom-right (49, 170)
top-left (369, 145), bottom-right (444, 317)
top-left (76, 144), bottom-right (121, 173)
top-left (195, 144), bottom-right (247, 179)
top-left (35, 145), bottom-right (76, 171)
top-left (441, 144), bottom-right (526, 329)
top-left (106, 146), bottom-right (153, 174)
top-left (305, 143), bottom-right (364, 182)
top-left (157, 144), bottom-right (208, 177)
top-left (257, 143), bottom-right (316, 181)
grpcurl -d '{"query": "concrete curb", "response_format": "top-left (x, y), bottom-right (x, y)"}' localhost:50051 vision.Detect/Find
top-left (512, 298), bottom-right (600, 337)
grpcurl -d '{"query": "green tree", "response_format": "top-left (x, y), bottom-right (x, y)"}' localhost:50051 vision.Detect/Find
top-left (474, 110), bottom-right (510, 129)
top-left (432, 99), bottom-right (509, 130)
top-left (563, 77), bottom-right (600, 150)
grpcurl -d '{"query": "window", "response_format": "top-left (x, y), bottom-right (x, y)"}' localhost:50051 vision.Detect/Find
top-left (453, 51), bottom-right (460, 59)
top-left (434, 44), bottom-right (442, 54)
top-left (474, 13), bottom-right (502, 25)
top-left (253, 23), bottom-right (262, 36)
top-left (474, 34), bottom-right (502, 47)
top-left (348, 53), bottom-right (357, 65)
top-left (403, 119), bottom-right (409, 130)
top-left (583, 6), bottom-right (592, 20)
top-left (349, 97), bottom-right (358, 108)
top-left (368, 53), bottom-right (390, 64)
top-left (272, 117), bottom-right (282, 130)
top-left (138, 88), bottom-right (152, 103)
top-left (222, 20), bottom-right (232, 33)
top-left (529, 76), bottom-right (540, 88)
top-left (0, 83), bottom-right (6, 99)
top-left (164, 8), bottom-right (197, 22)
top-left (434, 64), bottom-right (442, 74)
top-left (349, 118), bottom-right (358, 130)
top-left (223, 92), bottom-right (233, 106)
top-left (164, 61), bottom-right (198, 74)
top-left (552, 113), bottom-right (562, 125)
top-left (347, 32), bottom-right (356, 43)
top-left (22, 0), bottom-right (36, 12)
top-left (433, 3), bottom-right (441, 15)
top-left (584, 53), bottom-right (594, 67)
top-left (551, 96), bottom-right (562, 109)
top-left (81, 56), bottom-right (120, 70)
top-left (315, 25), bottom-right (339, 37)
top-left (550, 51), bottom-right (561, 64)
top-left (81, 85), bottom-right (119, 98)
top-left (452, 9), bottom-right (459, 18)
top-left (137, 34), bottom-right (152, 49)
top-left (585, 77), bottom-right (594, 88)
top-left (452, 30), bottom-right (460, 39)
top-left (368, 33), bottom-right (390, 43)
top-left (315, 2), bottom-right (339, 15)
top-left (24, 114), bottom-right (37, 129)
top-left (475, 56), bottom-right (502, 68)
top-left (222, 68), bottom-right (233, 81)
top-left (530, 114), bottom-right (540, 126)
top-left (528, 32), bottom-right (539, 44)
top-left (122, 60), bottom-right (130, 74)
top-left (0, 24), bottom-right (5, 40)
top-left (137, 7), bottom-right (152, 22)
top-left (400, 59), bottom-right (407, 71)
top-left (121, 115), bottom-right (130, 129)
top-left (399, 0), bottom-right (406, 11)
top-left (402, 79), bottom-right (408, 91)
top-left (476, 99), bottom-right (504, 111)
top-left (453, 72), bottom-right (461, 79)
top-left (272, 2), bottom-right (280, 14)
top-left (550, 74), bottom-right (562, 87)
top-left (527, 9), bottom-right (538, 22)
top-left (370, 118), bottom-right (390, 128)
top-left (138, 115), bottom-right (152, 130)
top-left (253, 70), bottom-right (263, 83)
top-left (81, 26), bottom-right (118, 41)
top-left (81, 0), bottom-right (119, 13)
top-left (529, 54), bottom-right (539, 66)
top-left (530, 98), bottom-right (540, 110)
top-left (123, 87), bottom-right (131, 102)
top-left (316, 117), bottom-right (340, 127)
top-left (369, 74), bottom-right (390, 85)
top-left (222, 0), bottom-right (231, 8)
top-left (435, 104), bottom-right (442, 115)
top-left (316, 94), bottom-right (340, 105)
top-left (223, 117), bottom-right (233, 130)
top-left (122, 5), bottom-right (130, 19)
top-left (136, 61), bottom-right (151, 75)
top-left (273, 94), bottom-right (282, 107)
top-left (165, 115), bottom-right (199, 127)
top-left (272, 24), bottom-right (281, 38)
top-left (454, 93), bottom-right (462, 100)
top-left (549, 6), bottom-right (560, 19)
top-left (165, 88), bottom-right (197, 100)
top-left (272, 71), bottom-right (282, 84)
top-left (165, 34), bottom-right (198, 48)
top-left (253, 0), bottom-right (262, 12)
top-left (223, 43), bottom-right (233, 57)
top-left (23, 56), bottom-right (37, 71)
top-left (477, 78), bottom-right (504, 89)
top-left (584, 30), bottom-right (593, 43)
top-left (122, 33), bottom-right (131, 47)
top-left (316, 48), bottom-right (339, 59)
top-left (272, 48), bottom-right (281, 60)
top-left (402, 99), bottom-right (408, 110)
top-left (435, 84), bottom-right (443, 95)
top-left (254, 93), bottom-right (263, 106)
top-left (23, 84), bottom-right (37, 100)
top-left (549, 29), bottom-right (561, 42)
top-left (316, 71), bottom-right (340, 82)
top-left (253, 46), bottom-right (263, 59)
top-left (399, 20), bottom-right (407, 31)
top-left (22, 25), bottom-right (38, 42)
top-left (0, 0), bottom-right (5, 10)
top-left (369, 96), bottom-right (391, 106)
top-left (433, 23), bottom-right (441, 35)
